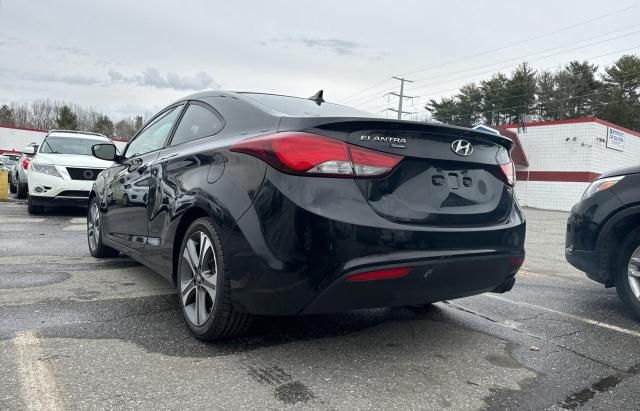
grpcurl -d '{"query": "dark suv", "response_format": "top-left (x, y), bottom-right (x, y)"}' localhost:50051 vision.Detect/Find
top-left (566, 165), bottom-right (640, 317)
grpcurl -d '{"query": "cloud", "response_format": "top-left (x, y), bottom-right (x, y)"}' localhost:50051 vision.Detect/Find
top-left (108, 68), bottom-right (219, 90)
top-left (47, 45), bottom-right (91, 57)
top-left (268, 36), bottom-right (367, 56)
top-left (0, 35), bottom-right (18, 47)
top-left (0, 66), bottom-right (101, 86)
top-left (21, 72), bottom-right (100, 86)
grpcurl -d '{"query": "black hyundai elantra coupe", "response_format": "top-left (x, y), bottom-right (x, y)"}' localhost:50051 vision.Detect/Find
top-left (87, 91), bottom-right (526, 341)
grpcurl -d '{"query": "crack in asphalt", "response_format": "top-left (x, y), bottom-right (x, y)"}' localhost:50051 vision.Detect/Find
top-left (445, 301), bottom-right (626, 374)
top-left (512, 312), bottom-right (548, 322)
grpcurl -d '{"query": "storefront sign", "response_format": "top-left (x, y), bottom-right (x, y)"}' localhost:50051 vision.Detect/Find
top-left (607, 127), bottom-right (625, 151)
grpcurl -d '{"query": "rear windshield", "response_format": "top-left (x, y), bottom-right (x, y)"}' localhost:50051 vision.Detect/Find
top-left (242, 93), bottom-right (375, 117)
top-left (40, 137), bottom-right (108, 155)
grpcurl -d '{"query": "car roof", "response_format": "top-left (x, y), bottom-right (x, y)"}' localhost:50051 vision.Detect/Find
top-left (46, 130), bottom-right (110, 140)
top-left (173, 90), bottom-right (514, 146)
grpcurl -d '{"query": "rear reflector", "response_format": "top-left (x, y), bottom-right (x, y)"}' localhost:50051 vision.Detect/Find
top-left (21, 157), bottom-right (30, 170)
top-left (510, 256), bottom-right (525, 267)
top-left (346, 267), bottom-right (411, 282)
top-left (231, 132), bottom-right (402, 178)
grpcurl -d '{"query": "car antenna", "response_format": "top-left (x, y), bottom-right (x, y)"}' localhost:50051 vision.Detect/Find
top-left (308, 90), bottom-right (325, 105)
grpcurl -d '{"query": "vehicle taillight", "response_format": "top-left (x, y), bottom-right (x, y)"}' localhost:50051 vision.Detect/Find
top-left (230, 132), bottom-right (403, 178)
top-left (500, 161), bottom-right (515, 186)
top-left (21, 157), bottom-right (30, 170)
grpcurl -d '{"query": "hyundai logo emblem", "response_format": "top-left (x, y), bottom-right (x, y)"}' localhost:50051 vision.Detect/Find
top-left (451, 139), bottom-right (473, 156)
top-left (83, 169), bottom-right (94, 179)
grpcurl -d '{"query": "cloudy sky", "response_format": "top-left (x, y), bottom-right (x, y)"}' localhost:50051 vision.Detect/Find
top-left (1, 0), bottom-right (639, 120)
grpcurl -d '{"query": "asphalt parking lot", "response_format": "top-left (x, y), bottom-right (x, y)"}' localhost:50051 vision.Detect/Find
top-left (2, 196), bottom-right (640, 410)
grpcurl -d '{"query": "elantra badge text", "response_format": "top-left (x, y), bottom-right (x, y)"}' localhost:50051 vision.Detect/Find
top-left (360, 135), bottom-right (407, 149)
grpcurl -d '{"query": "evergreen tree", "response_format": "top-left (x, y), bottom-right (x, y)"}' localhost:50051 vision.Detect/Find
top-left (456, 83), bottom-right (484, 126)
top-left (426, 97), bottom-right (464, 126)
top-left (506, 62), bottom-right (537, 123)
top-left (55, 105), bottom-right (78, 130)
top-left (598, 55), bottom-right (640, 130)
top-left (480, 73), bottom-right (510, 125)
top-left (535, 71), bottom-right (557, 119)
top-left (0, 104), bottom-right (15, 126)
top-left (93, 115), bottom-right (114, 136)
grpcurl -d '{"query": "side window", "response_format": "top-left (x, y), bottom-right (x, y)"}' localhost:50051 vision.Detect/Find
top-left (125, 105), bottom-right (183, 158)
top-left (170, 103), bottom-right (223, 146)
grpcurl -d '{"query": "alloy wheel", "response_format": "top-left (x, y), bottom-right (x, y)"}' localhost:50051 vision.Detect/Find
top-left (628, 246), bottom-right (640, 300)
top-left (87, 203), bottom-right (100, 251)
top-left (180, 231), bottom-right (217, 326)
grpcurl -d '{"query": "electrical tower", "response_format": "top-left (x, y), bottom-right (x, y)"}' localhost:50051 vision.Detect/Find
top-left (385, 76), bottom-right (414, 120)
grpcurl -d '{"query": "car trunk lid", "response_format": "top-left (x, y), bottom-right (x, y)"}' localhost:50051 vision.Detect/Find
top-left (280, 117), bottom-right (515, 227)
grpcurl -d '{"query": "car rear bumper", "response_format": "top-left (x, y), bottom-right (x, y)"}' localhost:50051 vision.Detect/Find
top-left (301, 251), bottom-right (522, 314)
top-left (225, 169), bottom-right (526, 316)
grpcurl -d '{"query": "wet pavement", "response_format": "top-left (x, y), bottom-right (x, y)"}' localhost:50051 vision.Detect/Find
top-left (1, 197), bottom-right (639, 410)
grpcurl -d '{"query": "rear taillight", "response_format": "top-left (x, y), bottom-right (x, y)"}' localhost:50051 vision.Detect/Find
top-left (500, 161), bottom-right (515, 186)
top-left (230, 132), bottom-right (403, 178)
top-left (21, 157), bottom-right (30, 170)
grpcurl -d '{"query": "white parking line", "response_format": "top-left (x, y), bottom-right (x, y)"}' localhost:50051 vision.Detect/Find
top-left (13, 331), bottom-right (63, 411)
top-left (63, 224), bottom-right (86, 231)
top-left (484, 294), bottom-right (640, 338)
top-left (69, 218), bottom-right (86, 224)
top-left (2, 218), bottom-right (46, 223)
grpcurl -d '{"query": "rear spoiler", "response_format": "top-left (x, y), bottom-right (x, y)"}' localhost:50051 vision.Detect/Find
top-left (278, 116), bottom-right (514, 150)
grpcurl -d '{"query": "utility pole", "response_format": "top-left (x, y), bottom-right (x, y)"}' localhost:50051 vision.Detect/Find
top-left (385, 76), bottom-right (414, 120)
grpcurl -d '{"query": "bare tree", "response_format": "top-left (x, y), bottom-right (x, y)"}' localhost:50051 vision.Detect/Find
top-left (8, 102), bottom-right (29, 128)
top-left (28, 99), bottom-right (58, 130)
top-left (3, 98), bottom-right (148, 136)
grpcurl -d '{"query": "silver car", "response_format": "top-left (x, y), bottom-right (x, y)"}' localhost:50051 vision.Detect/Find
top-left (10, 146), bottom-right (36, 198)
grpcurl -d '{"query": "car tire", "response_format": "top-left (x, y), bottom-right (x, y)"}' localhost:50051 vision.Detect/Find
top-left (615, 228), bottom-right (640, 319)
top-left (177, 217), bottom-right (252, 341)
top-left (27, 196), bottom-right (44, 214)
top-left (9, 178), bottom-right (16, 194)
top-left (87, 196), bottom-right (119, 258)
top-left (16, 178), bottom-right (27, 199)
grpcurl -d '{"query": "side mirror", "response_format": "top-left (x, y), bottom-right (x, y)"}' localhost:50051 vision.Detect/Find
top-left (92, 144), bottom-right (118, 161)
top-left (21, 146), bottom-right (36, 155)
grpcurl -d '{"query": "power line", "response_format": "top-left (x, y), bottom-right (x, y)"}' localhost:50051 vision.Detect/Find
top-left (351, 43), bottom-right (640, 112)
top-left (450, 88), bottom-right (617, 119)
top-left (426, 68), bottom-right (640, 111)
top-left (396, 4), bottom-right (640, 77)
top-left (403, 47), bottom-right (640, 110)
top-left (338, 5), bottom-right (640, 108)
top-left (410, 23), bottom-right (640, 85)
top-left (338, 78), bottom-right (393, 103)
top-left (406, 31), bottom-right (640, 93)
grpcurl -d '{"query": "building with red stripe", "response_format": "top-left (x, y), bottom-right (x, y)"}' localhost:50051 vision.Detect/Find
top-left (490, 117), bottom-right (639, 211)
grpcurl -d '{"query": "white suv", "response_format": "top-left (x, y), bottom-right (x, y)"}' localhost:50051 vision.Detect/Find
top-left (27, 130), bottom-right (116, 214)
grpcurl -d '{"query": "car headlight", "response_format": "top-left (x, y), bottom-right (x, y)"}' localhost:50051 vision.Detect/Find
top-left (582, 176), bottom-right (624, 200)
top-left (31, 163), bottom-right (61, 178)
